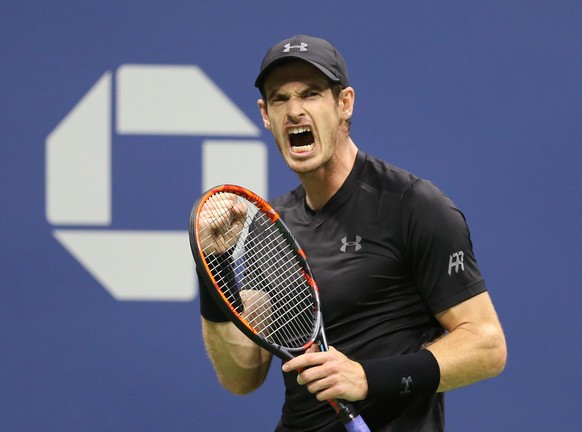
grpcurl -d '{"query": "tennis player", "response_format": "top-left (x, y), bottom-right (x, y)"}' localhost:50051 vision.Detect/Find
top-left (197, 34), bottom-right (507, 431)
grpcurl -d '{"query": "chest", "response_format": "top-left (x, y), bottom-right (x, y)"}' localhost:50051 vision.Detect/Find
top-left (286, 194), bottom-right (413, 324)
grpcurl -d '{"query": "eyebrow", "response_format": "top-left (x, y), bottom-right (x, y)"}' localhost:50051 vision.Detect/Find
top-left (267, 82), bottom-right (330, 101)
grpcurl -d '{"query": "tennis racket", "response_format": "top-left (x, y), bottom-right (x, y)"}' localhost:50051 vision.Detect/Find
top-left (189, 184), bottom-right (370, 432)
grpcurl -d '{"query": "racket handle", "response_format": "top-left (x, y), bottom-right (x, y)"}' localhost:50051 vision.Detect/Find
top-left (343, 414), bottom-right (370, 432)
top-left (335, 402), bottom-right (370, 432)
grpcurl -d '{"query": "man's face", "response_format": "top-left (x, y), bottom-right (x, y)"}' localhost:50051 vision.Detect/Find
top-left (258, 61), bottom-right (344, 175)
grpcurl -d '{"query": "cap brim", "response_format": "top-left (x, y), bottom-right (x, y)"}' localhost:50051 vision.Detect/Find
top-left (255, 56), bottom-right (341, 89)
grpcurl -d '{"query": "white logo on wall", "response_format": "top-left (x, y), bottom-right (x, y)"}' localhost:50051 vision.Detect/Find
top-left (45, 64), bottom-right (268, 301)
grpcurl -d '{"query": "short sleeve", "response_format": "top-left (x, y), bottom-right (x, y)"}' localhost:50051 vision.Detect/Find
top-left (401, 179), bottom-right (487, 314)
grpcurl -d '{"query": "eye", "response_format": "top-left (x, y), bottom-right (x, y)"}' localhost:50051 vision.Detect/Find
top-left (269, 94), bottom-right (288, 105)
top-left (304, 91), bottom-right (321, 99)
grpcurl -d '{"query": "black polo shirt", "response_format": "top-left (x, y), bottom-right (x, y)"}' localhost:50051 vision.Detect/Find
top-left (270, 151), bottom-right (486, 432)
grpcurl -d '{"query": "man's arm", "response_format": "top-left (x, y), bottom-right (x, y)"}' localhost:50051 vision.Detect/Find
top-left (282, 291), bottom-right (506, 401)
top-left (195, 191), bottom-right (273, 394)
top-left (202, 318), bottom-right (272, 395)
top-left (426, 291), bottom-right (507, 392)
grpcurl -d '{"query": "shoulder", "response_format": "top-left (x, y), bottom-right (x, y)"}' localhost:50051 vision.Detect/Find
top-left (357, 152), bottom-right (421, 198)
top-left (359, 152), bottom-right (467, 231)
top-left (403, 178), bottom-right (462, 223)
top-left (357, 150), bottom-right (457, 214)
top-left (361, 153), bottom-right (452, 208)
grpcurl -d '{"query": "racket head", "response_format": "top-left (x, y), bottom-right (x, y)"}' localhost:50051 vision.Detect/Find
top-left (189, 184), bottom-right (323, 360)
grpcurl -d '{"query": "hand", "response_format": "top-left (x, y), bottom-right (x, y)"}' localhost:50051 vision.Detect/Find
top-left (198, 193), bottom-right (248, 254)
top-left (282, 346), bottom-right (368, 402)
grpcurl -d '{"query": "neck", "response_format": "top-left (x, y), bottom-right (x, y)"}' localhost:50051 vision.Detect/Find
top-left (301, 139), bottom-right (358, 211)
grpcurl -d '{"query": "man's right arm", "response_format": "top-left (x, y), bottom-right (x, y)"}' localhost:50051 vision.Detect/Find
top-left (196, 192), bottom-right (272, 394)
top-left (202, 318), bottom-right (272, 395)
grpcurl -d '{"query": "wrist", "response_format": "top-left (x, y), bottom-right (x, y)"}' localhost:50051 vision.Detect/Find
top-left (360, 350), bottom-right (440, 399)
top-left (197, 268), bottom-right (230, 322)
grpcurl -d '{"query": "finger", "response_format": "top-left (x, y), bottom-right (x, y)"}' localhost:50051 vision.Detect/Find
top-left (231, 200), bottom-right (248, 218)
top-left (201, 201), bottom-right (233, 230)
top-left (202, 195), bottom-right (245, 233)
top-left (297, 365), bottom-right (327, 386)
top-left (282, 351), bottom-right (324, 373)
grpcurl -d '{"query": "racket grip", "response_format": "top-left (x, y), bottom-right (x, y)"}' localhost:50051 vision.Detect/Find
top-left (335, 402), bottom-right (370, 432)
top-left (343, 414), bottom-right (370, 432)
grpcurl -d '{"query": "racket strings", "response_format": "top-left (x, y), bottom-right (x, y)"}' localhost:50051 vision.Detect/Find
top-left (200, 194), bottom-right (317, 349)
top-left (236, 210), bottom-right (315, 346)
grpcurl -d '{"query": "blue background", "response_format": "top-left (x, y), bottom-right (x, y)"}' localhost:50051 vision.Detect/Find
top-left (2, 1), bottom-right (581, 431)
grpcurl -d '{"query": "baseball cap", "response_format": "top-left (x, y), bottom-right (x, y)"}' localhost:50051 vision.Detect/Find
top-left (254, 35), bottom-right (350, 90)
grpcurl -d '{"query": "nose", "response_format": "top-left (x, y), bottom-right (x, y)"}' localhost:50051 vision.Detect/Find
top-left (286, 96), bottom-right (304, 122)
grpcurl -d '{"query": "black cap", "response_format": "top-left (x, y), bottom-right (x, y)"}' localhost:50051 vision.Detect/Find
top-left (255, 35), bottom-right (349, 89)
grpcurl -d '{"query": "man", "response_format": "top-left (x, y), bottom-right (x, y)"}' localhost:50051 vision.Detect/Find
top-left (198, 35), bottom-right (507, 431)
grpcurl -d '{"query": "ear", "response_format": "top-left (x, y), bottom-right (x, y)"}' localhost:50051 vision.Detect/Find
top-left (338, 87), bottom-right (355, 122)
top-left (257, 99), bottom-right (271, 130)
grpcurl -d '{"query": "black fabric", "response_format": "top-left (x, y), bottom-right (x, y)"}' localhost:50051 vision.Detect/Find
top-left (360, 350), bottom-right (441, 399)
top-left (198, 251), bottom-right (242, 322)
top-left (198, 267), bottom-right (230, 322)
top-left (270, 151), bottom-right (487, 432)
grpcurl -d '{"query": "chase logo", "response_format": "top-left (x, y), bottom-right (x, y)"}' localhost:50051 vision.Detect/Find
top-left (45, 64), bottom-right (267, 301)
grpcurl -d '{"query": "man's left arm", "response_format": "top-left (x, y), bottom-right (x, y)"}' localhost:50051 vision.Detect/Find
top-left (282, 291), bottom-right (506, 401)
top-left (427, 291), bottom-right (507, 392)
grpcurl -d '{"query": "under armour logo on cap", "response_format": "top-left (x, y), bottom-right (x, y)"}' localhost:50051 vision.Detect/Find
top-left (283, 42), bottom-right (308, 52)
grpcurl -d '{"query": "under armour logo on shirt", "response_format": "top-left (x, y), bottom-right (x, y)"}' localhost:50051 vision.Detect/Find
top-left (448, 251), bottom-right (465, 275)
top-left (340, 236), bottom-right (362, 252)
top-left (283, 42), bottom-right (308, 52)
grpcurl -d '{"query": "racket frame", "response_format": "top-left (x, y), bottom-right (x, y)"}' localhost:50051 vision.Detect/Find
top-left (189, 184), bottom-right (323, 360)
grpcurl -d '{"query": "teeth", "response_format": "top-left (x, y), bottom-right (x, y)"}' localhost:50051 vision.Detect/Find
top-left (293, 144), bottom-right (313, 153)
top-left (288, 126), bottom-right (311, 135)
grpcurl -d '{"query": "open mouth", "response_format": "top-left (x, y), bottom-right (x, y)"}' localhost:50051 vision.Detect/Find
top-left (288, 126), bottom-right (314, 153)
